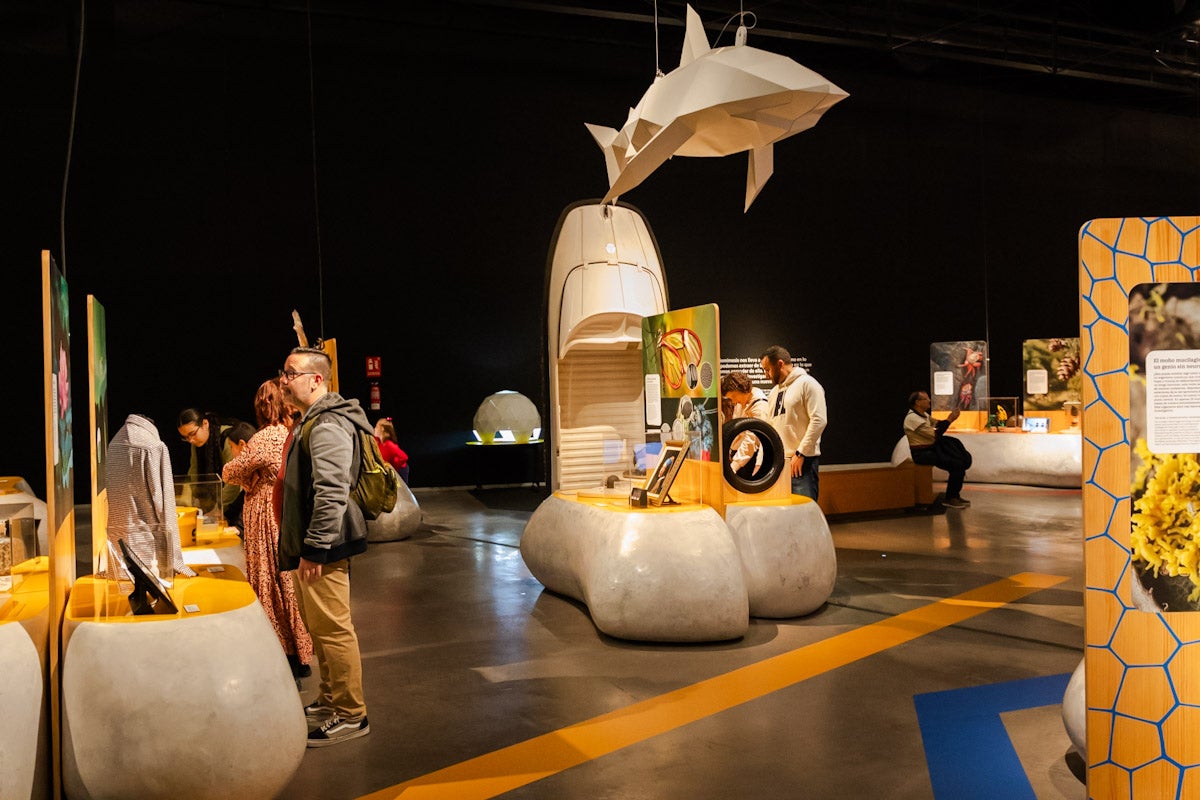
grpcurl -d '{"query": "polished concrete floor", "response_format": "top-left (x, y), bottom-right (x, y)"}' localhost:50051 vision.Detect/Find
top-left (279, 482), bottom-right (1086, 800)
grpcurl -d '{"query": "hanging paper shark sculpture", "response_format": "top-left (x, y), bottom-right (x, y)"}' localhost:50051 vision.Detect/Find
top-left (586, 5), bottom-right (849, 211)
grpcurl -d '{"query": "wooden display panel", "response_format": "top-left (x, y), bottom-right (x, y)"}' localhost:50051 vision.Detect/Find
top-left (1080, 218), bottom-right (1200, 798)
top-left (87, 296), bottom-right (109, 572)
top-left (42, 250), bottom-right (75, 799)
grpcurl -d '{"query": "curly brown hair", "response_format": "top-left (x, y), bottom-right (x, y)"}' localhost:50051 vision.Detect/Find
top-left (254, 378), bottom-right (288, 428)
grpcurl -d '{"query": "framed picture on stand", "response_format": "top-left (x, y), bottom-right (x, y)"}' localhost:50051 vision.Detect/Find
top-left (643, 442), bottom-right (688, 506)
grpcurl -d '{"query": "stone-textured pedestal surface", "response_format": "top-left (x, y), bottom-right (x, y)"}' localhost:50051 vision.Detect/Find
top-left (367, 480), bottom-right (421, 542)
top-left (521, 495), bottom-right (748, 642)
top-left (62, 601), bottom-right (306, 800)
top-left (1062, 656), bottom-right (1086, 758)
top-left (0, 617), bottom-right (48, 800)
top-left (724, 498), bottom-right (837, 618)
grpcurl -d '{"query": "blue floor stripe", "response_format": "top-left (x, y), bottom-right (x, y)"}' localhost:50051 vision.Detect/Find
top-left (914, 673), bottom-right (1072, 800)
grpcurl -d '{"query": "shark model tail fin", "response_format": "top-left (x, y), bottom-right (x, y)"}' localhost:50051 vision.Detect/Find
top-left (745, 144), bottom-right (774, 211)
top-left (585, 123), bottom-right (626, 188)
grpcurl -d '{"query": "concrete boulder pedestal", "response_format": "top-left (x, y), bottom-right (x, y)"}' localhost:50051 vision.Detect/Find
top-left (0, 572), bottom-right (50, 800)
top-left (520, 494), bottom-right (748, 642)
top-left (724, 497), bottom-right (837, 618)
top-left (61, 575), bottom-right (306, 800)
top-left (367, 480), bottom-right (422, 542)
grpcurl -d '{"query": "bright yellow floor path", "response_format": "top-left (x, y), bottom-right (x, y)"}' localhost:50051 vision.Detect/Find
top-left (360, 572), bottom-right (1067, 800)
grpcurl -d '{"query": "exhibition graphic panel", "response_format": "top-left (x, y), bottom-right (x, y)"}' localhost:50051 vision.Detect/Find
top-left (88, 295), bottom-right (109, 571)
top-left (641, 303), bottom-right (720, 462)
top-left (929, 340), bottom-right (988, 412)
top-left (1021, 336), bottom-right (1081, 411)
top-left (1127, 283), bottom-right (1200, 612)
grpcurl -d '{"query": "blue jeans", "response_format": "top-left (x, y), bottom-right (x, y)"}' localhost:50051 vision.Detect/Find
top-left (792, 455), bottom-right (820, 500)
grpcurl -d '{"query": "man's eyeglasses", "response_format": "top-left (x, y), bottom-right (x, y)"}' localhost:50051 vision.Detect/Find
top-left (278, 369), bottom-right (317, 383)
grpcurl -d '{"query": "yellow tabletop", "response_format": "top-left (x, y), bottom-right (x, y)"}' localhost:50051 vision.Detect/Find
top-left (0, 568), bottom-right (50, 624)
top-left (67, 566), bottom-right (253, 623)
top-left (554, 490), bottom-right (709, 514)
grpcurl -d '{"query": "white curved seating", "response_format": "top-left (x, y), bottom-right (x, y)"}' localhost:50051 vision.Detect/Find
top-left (891, 433), bottom-right (1082, 488)
top-left (724, 498), bottom-right (837, 618)
top-left (521, 494), bottom-right (748, 642)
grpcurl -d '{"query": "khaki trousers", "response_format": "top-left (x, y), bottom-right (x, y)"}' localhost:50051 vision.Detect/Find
top-left (295, 558), bottom-right (367, 719)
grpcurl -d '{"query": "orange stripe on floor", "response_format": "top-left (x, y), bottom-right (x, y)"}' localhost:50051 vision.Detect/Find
top-left (358, 572), bottom-right (1067, 800)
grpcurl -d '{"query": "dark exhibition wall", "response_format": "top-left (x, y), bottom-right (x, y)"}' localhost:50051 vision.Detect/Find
top-left (7, 0), bottom-right (1200, 499)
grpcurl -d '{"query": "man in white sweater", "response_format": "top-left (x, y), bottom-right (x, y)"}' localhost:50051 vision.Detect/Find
top-left (760, 345), bottom-right (827, 500)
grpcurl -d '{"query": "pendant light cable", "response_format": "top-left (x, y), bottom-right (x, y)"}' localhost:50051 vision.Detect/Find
top-left (305, 0), bottom-right (326, 339)
top-left (654, 0), bottom-right (662, 77)
top-left (61, 0), bottom-right (86, 276)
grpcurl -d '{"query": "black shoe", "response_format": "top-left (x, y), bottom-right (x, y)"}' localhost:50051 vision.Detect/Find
top-left (308, 714), bottom-right (370, 747)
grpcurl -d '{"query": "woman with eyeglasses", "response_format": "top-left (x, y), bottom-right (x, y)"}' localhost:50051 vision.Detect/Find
top-left (177, 407), bottom-right (246, 531)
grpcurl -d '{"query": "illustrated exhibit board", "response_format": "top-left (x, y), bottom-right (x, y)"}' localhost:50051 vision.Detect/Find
top-left (641, 303), bottom-right (720, 467)
top-left (87, 296), bottom-right (109, 572)
top-left (929, 340), bottom-right (988, 412)
top-left (1079, 217), bottom-right (1200, 798)
top-left (42, 249), bottom-right (76, 797)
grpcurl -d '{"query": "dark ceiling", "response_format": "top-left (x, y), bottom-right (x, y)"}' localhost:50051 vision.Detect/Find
top-left (8, 0), bottom-right (1200, 102)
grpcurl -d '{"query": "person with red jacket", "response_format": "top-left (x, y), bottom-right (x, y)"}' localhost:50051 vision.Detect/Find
top-left (374, 418), bottom-right (410, 484)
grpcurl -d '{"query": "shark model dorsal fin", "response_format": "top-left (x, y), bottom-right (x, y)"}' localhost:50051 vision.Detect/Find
top-left (679, 5), bottom-right (711, 69)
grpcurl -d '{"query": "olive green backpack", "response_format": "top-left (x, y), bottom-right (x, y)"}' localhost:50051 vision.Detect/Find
top-left (298, 416), bottom-right (399, 520)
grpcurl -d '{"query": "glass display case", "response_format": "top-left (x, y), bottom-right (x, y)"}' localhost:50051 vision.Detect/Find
top-left (173, 473), bottom-right (226, 538)
top-left (0, 501), bottom-right (40, 593)
top-left (985, 397), bottom-right (1020, 431)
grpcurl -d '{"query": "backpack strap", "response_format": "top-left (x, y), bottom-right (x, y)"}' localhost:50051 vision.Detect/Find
top-left (296, 412), bottom-right (362, 478)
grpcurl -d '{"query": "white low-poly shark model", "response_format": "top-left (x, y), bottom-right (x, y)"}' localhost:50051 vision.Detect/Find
top-left (586, 5), bottom-right (849, 211)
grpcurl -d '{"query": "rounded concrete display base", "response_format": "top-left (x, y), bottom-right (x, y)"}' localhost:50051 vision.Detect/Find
top-left (367, 480), bottom-right (421, 542)
top-left (1062, 656), bottom-right (1086, 757)
top-left (62, 597), bottom-right (306, 800)
top-left (724, 497), bottom-right (837, 618)
top-left (0, 615), bottom-right (49, 800)
top-left (521, 494), bottom-right (749, 642)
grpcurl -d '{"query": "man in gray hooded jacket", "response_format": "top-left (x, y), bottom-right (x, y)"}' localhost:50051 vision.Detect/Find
top-left (278, 346), bottom-right (371, 747)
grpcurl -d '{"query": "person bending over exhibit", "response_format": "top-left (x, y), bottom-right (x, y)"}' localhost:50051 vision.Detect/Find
top-left (761, 345), bottom-right (827, 501)
top-left (904, 391), bottom-right (973, 509)
top-left (721, 371), bottom-right (770, 473)
top-left (277, 347), bottom-right (371, 747)
top-left (374, 417), bottom-right (410, 485)
top-left (222, 379), bottom-right (314, 681)
top-left (177, 407), bottom-right (246, 534)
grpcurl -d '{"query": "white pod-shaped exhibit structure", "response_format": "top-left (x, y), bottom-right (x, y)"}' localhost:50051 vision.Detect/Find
top-left (545, 201), bottom-right (668, 492)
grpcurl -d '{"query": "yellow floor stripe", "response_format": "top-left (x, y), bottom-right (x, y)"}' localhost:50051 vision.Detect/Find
top-left (359, 571), bottom-right (1067, 800)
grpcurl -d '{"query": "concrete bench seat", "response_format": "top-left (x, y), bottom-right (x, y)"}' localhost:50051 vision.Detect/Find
top-left (816, 461), bottom-right (934, 516)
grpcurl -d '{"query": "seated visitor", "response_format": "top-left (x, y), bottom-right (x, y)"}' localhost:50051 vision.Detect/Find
top-left (904, 391), bottom-right (973, 509)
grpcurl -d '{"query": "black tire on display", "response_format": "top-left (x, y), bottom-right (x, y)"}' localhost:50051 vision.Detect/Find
top-left (721, 418), bottom-right (786, 494)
